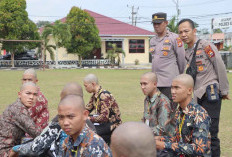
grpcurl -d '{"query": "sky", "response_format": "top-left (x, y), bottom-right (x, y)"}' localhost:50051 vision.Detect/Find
top-left (26, 0), bottom-right (232, 33)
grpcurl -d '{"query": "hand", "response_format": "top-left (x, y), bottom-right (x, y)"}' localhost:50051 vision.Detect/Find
top-left (222, 94), bottom-right (230, 100)
top-left (156, 140), bottom-right (165, 150)
top-left (171, 143), bottom-right (178, 150)
top-left (9, 149), bottom-right (18, 157)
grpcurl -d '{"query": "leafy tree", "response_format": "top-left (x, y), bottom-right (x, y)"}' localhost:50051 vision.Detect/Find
top-left (42, 20), bottom-right (71, 67)
top-left (222, 45), bottom-right (232, 52)
top-left (36, 21), bottom-right (51, 28)
top-left (65, 7), bottom-right (101, 67)
top-left (213, 28), bottom-right (223, 33)
top-left (167, 16), bottom-right (178, 33)
top-left (0, 0), bottom-right (40, 67)
top-left (106, 43), bottom-right (125, 66)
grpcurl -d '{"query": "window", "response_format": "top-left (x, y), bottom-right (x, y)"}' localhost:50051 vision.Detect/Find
top-left (129, 39), bottom-right (145, 53)
top-left (106, 41), bottom-right (122, 52)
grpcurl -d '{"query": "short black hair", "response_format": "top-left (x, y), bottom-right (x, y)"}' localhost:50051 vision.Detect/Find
top-left (178, 18), bottom-right (195, 29)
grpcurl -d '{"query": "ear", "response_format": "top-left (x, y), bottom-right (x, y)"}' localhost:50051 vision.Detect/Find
top-left (187, 87), bottom-right (193, 95)
top-left (193, 28), bottom-right (197, 35)
top-left (83, 110), bottom-right (89, 121)
top-left (18, 92), bottom-right (21, 99)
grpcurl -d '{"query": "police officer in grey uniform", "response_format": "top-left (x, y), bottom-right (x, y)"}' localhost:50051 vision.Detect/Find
top-left (150, 12), bottom-right (186, 110)
top-left (178, 18), bottom-right (230, 157)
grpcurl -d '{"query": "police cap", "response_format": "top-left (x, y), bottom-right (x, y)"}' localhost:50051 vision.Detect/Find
top-left (152, 12), bottom-right (167, 24)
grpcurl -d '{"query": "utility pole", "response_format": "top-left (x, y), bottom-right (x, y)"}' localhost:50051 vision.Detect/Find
top-left (172, 0), bottom-right (180, 23)
top-left (127, 5), bottom-right (139, 26)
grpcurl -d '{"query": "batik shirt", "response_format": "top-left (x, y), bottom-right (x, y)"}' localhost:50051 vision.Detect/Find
top-left (62, 126), bottom-right (112, 157)
top-left (28, 88), bottom-right (49, 129)
top-left (0, 99), bottom-right (42, 157)
top-left (142, 90), bottom-right (175, 136)
top-left (86, 86), bottom-right (122, 130)
top-left (162, 100), bottom-right (211, 156)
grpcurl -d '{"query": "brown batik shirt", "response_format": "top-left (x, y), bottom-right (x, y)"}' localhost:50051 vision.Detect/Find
top-left (86, 86), bottom-right (122, 131)
top-left (0, 99), bottom-right (42, 157)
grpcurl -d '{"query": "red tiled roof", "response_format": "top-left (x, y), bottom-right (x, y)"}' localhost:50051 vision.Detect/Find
top-left (39, 9), bottom-right (154, 36)
top-left (212, 33), bottom-right (224, 40)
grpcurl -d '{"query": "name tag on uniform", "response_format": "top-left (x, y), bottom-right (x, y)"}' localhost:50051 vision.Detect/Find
top-left (145, 119), bottom-right (150, 126)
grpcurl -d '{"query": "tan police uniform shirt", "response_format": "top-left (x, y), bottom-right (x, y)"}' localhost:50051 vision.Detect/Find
top-left (150, 30), bottom-right (186, 87)
top-left (185, 39), bottom-right (229, 99)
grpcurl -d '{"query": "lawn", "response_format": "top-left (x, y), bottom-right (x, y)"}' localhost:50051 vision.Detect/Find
top-left (0, 69), bottom-right (231, 156)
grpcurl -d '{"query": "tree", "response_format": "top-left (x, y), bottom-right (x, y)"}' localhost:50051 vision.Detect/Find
top-left (213, 28), bottom-right (223, 33)
top-left (167, 16), bottom-right (178, 33)
top-left (65, 7), bottom-right (101, 67)
top-left (106, 43), bottom-right (125, 66)
top-left (36, 21), bottom-right (51, 28)
top-left (0, 0), bottom-right (40, 67)
top-left (42, 21), bottom-right (71, 68)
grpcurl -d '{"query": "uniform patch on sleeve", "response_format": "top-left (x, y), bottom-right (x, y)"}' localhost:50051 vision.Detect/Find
top-left (176, 37), bottom-right (183, 47)
top-left (205, 45), bottom-right (215, 58)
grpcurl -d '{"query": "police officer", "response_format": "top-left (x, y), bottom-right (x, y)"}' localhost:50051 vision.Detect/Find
top-left (150, 12), bottom-right (186, 110)
top-left (178, 18), bottom-right (230, 157)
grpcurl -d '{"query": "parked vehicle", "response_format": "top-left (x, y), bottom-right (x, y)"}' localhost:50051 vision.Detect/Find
top-left (0, 52), bottom-right (38, 60)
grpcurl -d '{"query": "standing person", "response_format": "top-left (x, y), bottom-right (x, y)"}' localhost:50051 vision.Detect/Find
top-left (178, 19), bottom-right (230, 157)
top-left (58, 95), bottom-right (112, 157)
top-left (156, 74), bottom-right (211, 156)
top-left (150, 12), bottom-right (186, 110)
top-left (22, 68), bottom-right (49, 129)
top-left (0, 82), bottom-right (42, 157)
top-left (140, 72), bottom-right (175, 137)
top-left (111, 122), bottom-right (156, 157)
top-left (83, 74), bottom-right (122, 145)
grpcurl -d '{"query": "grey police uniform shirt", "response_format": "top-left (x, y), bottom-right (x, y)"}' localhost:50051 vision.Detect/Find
top-left (150, 30), bottom-right (186, 87)
top-left (185, 39), bottom-right (229, 99)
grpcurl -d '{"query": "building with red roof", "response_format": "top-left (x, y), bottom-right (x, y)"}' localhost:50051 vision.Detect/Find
top-left (44, 9), bottom-right (155, 65)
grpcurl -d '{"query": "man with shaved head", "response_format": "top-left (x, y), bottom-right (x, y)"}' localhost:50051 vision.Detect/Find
top-left (59, 95), bottom-right (112, 157)
top-left (84, 73), bottom-right (122, 144)
top-left (22, 68), bottom-right (49, 130)
top-left (0, 82), bottom-right (42, 156)
top-left (11, 82), bottom-right (95, 157)
top-left (156, 74), bottom-right (211, 156)
top-left (140, 72), bottom-right (175, 137)
top-left (111, 122), bottom-right (156, 157)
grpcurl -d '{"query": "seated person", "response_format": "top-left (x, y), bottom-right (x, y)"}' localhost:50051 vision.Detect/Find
top-left (83, 74), bottom-right (122, 144)
top-left (0, 82), bottom-right (42, 156)
top-left (156, 74), bottom-right (211, 156)
top-left (59, 95), bottom-right (112, 156)
top-left (11, 82), bottom-right (96, 157)
top-left (22, 68), bottom-right (49, 129)
top-left (140, 72), bottom-right (175, 136)
top-left (111, 122), bottom-right (156, 157)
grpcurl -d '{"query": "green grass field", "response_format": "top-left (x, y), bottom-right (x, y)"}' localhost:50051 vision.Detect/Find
top-left (0, 69), bottom-right (231, 156)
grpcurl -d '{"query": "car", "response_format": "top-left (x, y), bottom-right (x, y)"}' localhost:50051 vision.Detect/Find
top-left (0, 52), bottom-right (38, 60)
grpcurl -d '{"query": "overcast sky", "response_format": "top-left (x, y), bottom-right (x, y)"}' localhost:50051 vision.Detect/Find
top-left (26, 0), bottom-right (232, 32)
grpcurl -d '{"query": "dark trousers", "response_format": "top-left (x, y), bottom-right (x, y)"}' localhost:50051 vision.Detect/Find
top-left (158, 87), bottom-right (178, 111)
top-left (198, 95), bottom-right (222, 157)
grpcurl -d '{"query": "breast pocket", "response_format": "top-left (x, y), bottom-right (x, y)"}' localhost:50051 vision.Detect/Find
top-left (196, 57), bottom-right (206, 73)
top-left (160, 46), bottom-right (171, 58)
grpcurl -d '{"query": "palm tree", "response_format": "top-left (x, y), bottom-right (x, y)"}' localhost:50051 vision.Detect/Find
top-left (42, 21), bottom-right (71, 68)
top-left (106, 43), bottom-right (125, 66)
top-left (167, 16), bottom-right (178, 33)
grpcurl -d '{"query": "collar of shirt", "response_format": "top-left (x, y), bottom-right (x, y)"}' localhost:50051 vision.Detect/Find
top-left (178, 99), bottom-right (195, 115)
top-left (155, 30), bottom-right (170, 42)
top-left (67, 126), bottom-right (88, 149)
top-left (145, 89), bottom-right (161, 104)
top-left (93, 86), bottom-right (103, 99)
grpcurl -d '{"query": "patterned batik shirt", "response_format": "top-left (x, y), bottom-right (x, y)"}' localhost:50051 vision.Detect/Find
top-left (62, 126), bottom-right (112, 157)
top-left (86, 86), bottom-right (122, 130)
top-left (162, 100), bottom-right (211, 157)
top-left (0, 99), bottom-right (42, 157)
top-left (28, 88), bottom-right (49, 129)
top-left (142, 90), bottom-right (175, 136)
